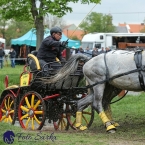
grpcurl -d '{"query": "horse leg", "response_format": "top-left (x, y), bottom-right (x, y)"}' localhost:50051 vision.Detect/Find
top-left (75, 91), bottom-right (93, 130)
top-left (104, 105), bottom-right (120, 127)
top-left (93, 84), bottom-right (116, 133)
top-left (103, 85), bottom-right (122, 127)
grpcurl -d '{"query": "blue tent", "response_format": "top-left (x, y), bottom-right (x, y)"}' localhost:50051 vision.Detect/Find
top-left (11, 28), bottom-right (80, 48)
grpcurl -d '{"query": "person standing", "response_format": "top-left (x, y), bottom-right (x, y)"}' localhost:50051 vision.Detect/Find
top-left (84, 47), bottom-right (92, 58)
top-left (98, 47), bottom-right (105, 55)
top-left (105, 47), bottom-right (111, 52)
top-left (92, 47), bottom-right (98, 57)
top-left (9, 48), bottom-right (16, 68)
top-left (0, 46), bottom-right (5, 68)
top-left (71, 47), bottom-right (76, 56)
top-left (78, 46), bottom-right (84, 54)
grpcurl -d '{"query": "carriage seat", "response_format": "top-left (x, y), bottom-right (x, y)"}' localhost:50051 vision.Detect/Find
top-left (27, 51), bottom-right (62, 77)
top-left (27, 52), bottom-right (41, 72)
top-left (31, 50), bottom-right (38, 56)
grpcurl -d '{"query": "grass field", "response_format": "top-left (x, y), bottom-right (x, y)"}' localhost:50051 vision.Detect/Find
top-left (0, 64), bottom-right (24, 93)
top-left (1, 65), bottom-right (145, 145)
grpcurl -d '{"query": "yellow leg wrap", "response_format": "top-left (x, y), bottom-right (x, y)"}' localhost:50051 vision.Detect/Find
top-left (99, 111), bottom-right (110, 124)
top-left (105, 106), bottom-right (120, 127)
top-left (79, 125), bottom-right (87, 131)
top-left (106, 124), bottom-right (116, 131)
top-left (75, 112), bottom-right (82, 128)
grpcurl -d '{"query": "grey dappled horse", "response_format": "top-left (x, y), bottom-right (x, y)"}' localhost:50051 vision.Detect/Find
top-left (44, 50), bottom-right (143, 132)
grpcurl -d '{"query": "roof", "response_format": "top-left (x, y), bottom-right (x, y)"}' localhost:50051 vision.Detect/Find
top-left (63, 29), bottom-right (85, 40)
top-left (11, 28), bottom-right (81, 48)
top-left (63, 24), bottom-right (77, 30)
top-left (115, 26), bottom-right (128, 33)
top-left (118, 23), bottom-right (145, 33)
top-left (63, 24), bottom-right (85, 40)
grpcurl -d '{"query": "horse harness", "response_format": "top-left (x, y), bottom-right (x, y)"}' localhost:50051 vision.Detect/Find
top-left (134, 50), bottom-right (145, 90)
top-left (86, 50), bottom-right (145, 90)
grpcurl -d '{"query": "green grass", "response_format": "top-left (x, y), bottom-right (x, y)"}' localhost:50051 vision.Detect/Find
top-left (0, 65), bottom-right (24, 93)
top-left (1, 65), bottom-right (145, 144)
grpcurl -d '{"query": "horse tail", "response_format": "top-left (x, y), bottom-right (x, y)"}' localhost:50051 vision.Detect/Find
top-left (46, 53), bottom-right (89, 83)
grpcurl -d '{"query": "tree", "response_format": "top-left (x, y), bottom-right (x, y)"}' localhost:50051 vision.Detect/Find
top-left (0, 0), bottom-right (101, 49)
top-left (140, 18), bottom-right (145, 32)
top-left (80, 12), bottom-right (115, 33)
top-left (5, 20), bottom-right (33, 46)
top-left (44, 15), bottom-right (67, 29)
top-left (140, 28), bottom-right (145, 33)
top-left (70, 36), bottom-right (80, 41)
top-left (0, 16), bottom-right (10, 39)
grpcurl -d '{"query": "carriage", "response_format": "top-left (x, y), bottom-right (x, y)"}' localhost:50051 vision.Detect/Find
top-left (0, 52), bottom-right (94, 131)
top-left (1, 45), bottom-right (143, 133)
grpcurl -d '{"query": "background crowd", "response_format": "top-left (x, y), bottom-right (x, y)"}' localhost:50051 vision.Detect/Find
top-left (0, 43), bottom-right (111, 69)
top-left (61, 46), bottom-right (111, 60)
top-left (0, 46), bottom-right (16, 69)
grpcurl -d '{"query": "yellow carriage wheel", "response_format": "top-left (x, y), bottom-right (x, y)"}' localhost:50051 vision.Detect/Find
top-left (18, 91), bottom-right (46, 130)
top-left (66, 104), bottom-right (94, 130)
top-left (0, 93), bottom-right (15, 124)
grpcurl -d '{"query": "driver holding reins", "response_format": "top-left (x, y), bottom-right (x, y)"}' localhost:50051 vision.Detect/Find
top-left (37, 26), bottom-right (67, 75)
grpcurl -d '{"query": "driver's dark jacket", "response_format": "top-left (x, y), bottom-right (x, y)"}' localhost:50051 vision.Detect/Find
top-left (37, 35), bottom-right (62, 62)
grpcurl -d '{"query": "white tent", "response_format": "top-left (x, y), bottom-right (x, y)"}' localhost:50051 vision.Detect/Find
top-left (0, 38), bottom-right (5, 43)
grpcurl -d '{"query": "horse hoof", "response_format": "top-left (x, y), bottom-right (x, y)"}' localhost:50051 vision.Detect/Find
top-left (107, 129), bottom-right (116, 134)
top-left (114, 122), bottom-right (120, 127)
top-left (76, 125), bottom-right (87, 131)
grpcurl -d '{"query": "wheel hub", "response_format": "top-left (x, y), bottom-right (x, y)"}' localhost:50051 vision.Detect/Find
top-left (28, 109), bottom-right (34, 117)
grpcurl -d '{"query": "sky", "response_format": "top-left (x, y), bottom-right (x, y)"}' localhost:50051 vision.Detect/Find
top-left (63, 0), bottom-right (145, 26)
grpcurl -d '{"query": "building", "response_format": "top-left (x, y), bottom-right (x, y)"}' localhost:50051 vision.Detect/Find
top-left (63, 24), bottom-right (85, 40)
top-left (118, 23), bottom-right (145, 33)
top-left (115, 26), bottom-right (129, 33)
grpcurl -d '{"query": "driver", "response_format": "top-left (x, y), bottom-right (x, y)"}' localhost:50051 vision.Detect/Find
top-left (37, 26), bottom-right (67, 76)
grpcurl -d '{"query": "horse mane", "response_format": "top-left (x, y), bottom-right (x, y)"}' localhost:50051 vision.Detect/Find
top-left (43, 53), bottom-right (89, 84)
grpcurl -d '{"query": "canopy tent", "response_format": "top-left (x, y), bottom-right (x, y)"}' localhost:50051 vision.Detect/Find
top-left (11, 28), bottom-right (80, 48)
top-left (0, 38), bottom-right (5, 43)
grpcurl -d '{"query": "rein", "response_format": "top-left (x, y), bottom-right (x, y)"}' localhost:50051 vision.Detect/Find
top-left (110, 90), bottom-right (128, 104)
